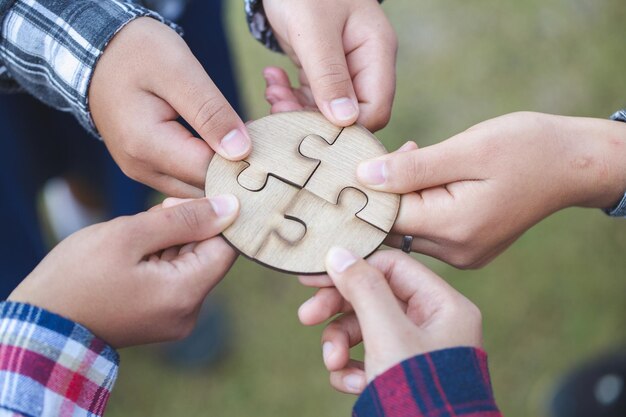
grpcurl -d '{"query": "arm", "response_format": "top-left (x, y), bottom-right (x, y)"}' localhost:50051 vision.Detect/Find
top-left (354, 112), bottom-right (626, 268)
top-left (354, 348), bottom-right (500, 417)
top-left (0, 0), bottom-right (178, 133)
top-left (297, 249), bottom-right (503, 416)
top-left (246, 0), bottom-right (397, 132)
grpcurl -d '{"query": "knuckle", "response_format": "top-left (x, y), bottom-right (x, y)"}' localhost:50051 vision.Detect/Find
top-left (315, 58), bottom-right (352, 92)
top-left (172, 203), bottom-right (203, 233)
top-left (193, 97), bottom-right (232, 138)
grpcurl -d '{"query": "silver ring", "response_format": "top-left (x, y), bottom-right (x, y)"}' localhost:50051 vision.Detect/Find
top-left (401, 235), bottom-right (413, 253)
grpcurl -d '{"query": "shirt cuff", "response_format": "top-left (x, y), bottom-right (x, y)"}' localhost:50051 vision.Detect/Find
top-left (604, 109), bottom-right (626, 217)
top-left (0, 301), bottom-right (119, 417)
top-left (353, 347), bottom-right (502, 417)
top-left (0, 0), bottom-right (181, 137)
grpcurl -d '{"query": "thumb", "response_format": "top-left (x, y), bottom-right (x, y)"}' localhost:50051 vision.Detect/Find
top-left (154, 43), bottom-right (251, 161)
top-left (292, 22), bottom-right (359, 126)
top-left (325, 247), bottom-right (407, 348)
top-left (356, 137), bottom-right (480, 193)
top-left (129, 195), bottom-right (239, 256)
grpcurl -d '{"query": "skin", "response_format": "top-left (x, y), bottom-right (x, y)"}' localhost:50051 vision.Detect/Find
top-left (298, 249), bottom-right (483, 394)
top-left (262, 0), bottom-right (397, 132)
top-left (89, 2), bottom-right (397, 198)
top-left (9, 196), bottom-right (240, 348)
top-left (357, 112), bottom-right (626, 268)
top-left (90, 18), bottom-right (252, 198)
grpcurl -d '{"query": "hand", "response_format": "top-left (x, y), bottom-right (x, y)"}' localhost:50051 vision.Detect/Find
top-left (297, 249), bottom-right (483, 394)
top-left (262, 0), bottom-right (397, 131)
top-left (9, 196), bottom-right (240, 348)
top-left (357, 112), bottom-right (626, 268)
top-left (89, 18), bottom-right (251, 198)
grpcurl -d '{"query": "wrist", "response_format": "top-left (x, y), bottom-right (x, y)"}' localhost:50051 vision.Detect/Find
top-left (558, 115), bottom-right (626, 209)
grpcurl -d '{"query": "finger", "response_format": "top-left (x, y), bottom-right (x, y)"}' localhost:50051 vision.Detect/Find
top-left (174, 235), bottom-right (238, 294)
top-left (322, 313), bottom-right (362, 372)
top-left (152, 40), bottom-right (251, 161)
top-left (291, 20), bottom-right (359, 126)
top-left (329, 365), bottom-right (367, 395)
top-left (298, 287), bottom-right (352, 326)
top-left (325, 248), bottom-right (407, 343)
top-left (151, 174), bottom-right (205, 199)
top-left (346, 33), bottom-right (397, 131)
top-left (298, 275), bottom-right (334, 288)
top-left (145, 120), bottom-right (213, 189)
top-left (356, 136), bottom-right (483, 193)
top-left (130, 195), bottom-right (239, 256)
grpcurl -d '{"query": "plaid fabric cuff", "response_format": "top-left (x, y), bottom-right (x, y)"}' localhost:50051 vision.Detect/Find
top-left (0, 0), bottom-right (181, 137)
top-left (604, 109), bottom-right (626, 217)
top-left (244, 0), bottom-right (385, 53)
top-left (0, 302), bottom-right (119, 417)
top-left (353, 347), bottom-right (502, 417)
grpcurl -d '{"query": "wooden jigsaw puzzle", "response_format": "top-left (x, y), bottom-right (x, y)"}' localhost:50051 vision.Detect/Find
top-left (204, 111), bottom-right (400, 274)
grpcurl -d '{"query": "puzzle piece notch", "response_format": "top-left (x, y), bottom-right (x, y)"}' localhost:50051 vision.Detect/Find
top-left (236, 112), bottom-right (343, 191)
top-left (204, 155), bottom-right (306, 258)
top-left (255, 187), bottom-right (386, 274)
top-left (298, 126), bottom-right (400, 233)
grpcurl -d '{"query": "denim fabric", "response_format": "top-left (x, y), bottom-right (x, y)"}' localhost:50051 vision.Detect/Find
top-left (606, 109), bottom-right (626, 217)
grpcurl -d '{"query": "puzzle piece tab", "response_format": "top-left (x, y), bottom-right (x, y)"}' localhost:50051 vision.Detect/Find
top-left (299, 125), bottom-right (400, 232)
top-left (205, 155), bottom-right (305, 257)
top-left (256, 188), bottom-right (386, 274)
top-left (237, 112), bottom-right (343, 191)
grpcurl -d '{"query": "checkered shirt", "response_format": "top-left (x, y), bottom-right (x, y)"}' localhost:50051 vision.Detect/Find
top-left (0, 302), bottom-right (118, 417)
top-left (0, 301), bottom-right (501, 417)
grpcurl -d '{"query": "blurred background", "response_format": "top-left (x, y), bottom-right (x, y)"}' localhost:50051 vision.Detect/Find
top-left (2, 0), bottom-right (625, 416)
top-left (107, 1), bottom-right (626, 416)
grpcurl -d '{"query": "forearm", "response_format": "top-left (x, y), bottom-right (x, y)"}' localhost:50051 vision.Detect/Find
top-left (0, 302), bottom-right (119, 417)
top-left (353, 347), bottom-right (502, 417)
top-left (0, 0), bottom-right (179, 135)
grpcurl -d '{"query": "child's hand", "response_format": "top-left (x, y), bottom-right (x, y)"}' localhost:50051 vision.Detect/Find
top-left (262, 0), bottom-right (397, 132)
top-left (89, 18), bottom-right (251, 198)
top-left (298, 249), bottom-right (483, 394)
top-left (9, 196), bottom-right (240, 348)
top-left (358, 112), bottom-right (626, 268)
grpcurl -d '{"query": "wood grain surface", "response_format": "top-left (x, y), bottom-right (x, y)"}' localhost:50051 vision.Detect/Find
top-left (204, 111), bottom-right (399, 274)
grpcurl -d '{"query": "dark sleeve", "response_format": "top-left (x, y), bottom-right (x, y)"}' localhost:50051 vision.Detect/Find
top-left (604, 109), bottom-right (626, 217)
top-left (353, 347), bottom-right (503, 417)
top-left (0, 0), bottom-right (181, 136)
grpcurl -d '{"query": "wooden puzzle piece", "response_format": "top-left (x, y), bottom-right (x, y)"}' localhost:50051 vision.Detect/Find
top-left (205, 155), bottom-right (306, 258)
top-left (298, 125), bottom-right (400, 233)
top-left (255, 188), bottom-right (386, 274)
top-left (237, 112), bottom-right (343, 191)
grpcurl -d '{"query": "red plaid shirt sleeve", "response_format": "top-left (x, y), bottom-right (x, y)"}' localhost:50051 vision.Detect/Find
top-left (353, 347), bottom-right (502, 417)
top-left (0, 302), bottom-right (119, 417)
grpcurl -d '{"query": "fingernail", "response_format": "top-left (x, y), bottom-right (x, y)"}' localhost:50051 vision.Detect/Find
top-left (322, 341), bottom-right (334, 365)
top-left (330, 98), bottom-right (358, 122)
top-left (263, 70), bottom-right (276, 85)
top-left (162, 197), bottom-right (194, 208)
top-left (397, 141), bottom-right (417, 153)
top-left (343, 374), bottom-right (365, 393)
top-left (357, 160), bottom-right (387, 185)
top-left (221, 128), bottom-right (251, 158)
top-left (208, 194), bottom-right (238, 218)
top-left (327, 247), bottom-right (357, 273)
top-left (298, 296), bottom-right (316, 315)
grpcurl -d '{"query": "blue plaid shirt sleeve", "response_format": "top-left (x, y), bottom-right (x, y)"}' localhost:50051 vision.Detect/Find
top-left (0, 301), bottom-right (119, 417)
top-left (353, 347), bottom-right (502, 417)
top-left (0, 0), bottom-right (180, 136)
top-left (605, 109), bottom-right (626, 217)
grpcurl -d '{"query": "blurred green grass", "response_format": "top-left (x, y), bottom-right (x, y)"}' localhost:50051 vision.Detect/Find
top-left (106, 1), bottom-right (626, 416)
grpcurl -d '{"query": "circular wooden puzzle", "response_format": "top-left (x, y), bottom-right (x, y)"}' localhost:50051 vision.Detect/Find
top-left (204, 111), bottom-right (400, 274)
